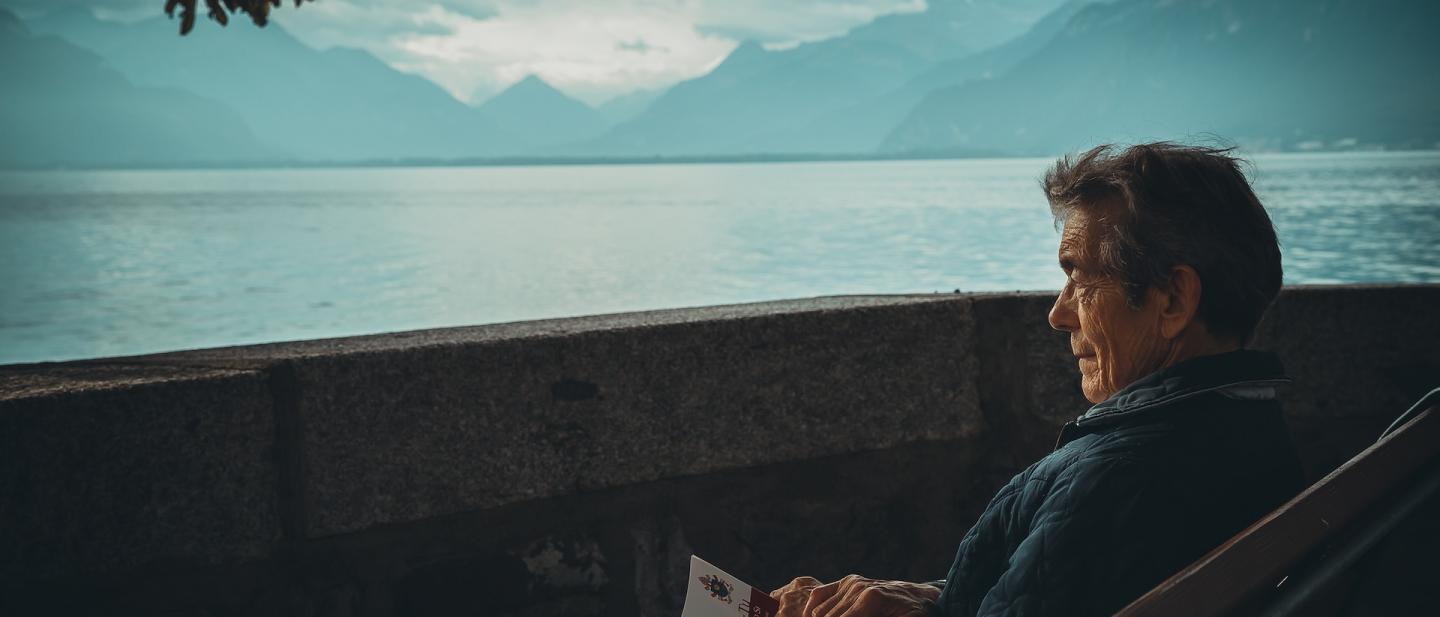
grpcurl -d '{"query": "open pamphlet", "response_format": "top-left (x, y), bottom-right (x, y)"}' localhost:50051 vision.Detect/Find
top-left (681, 555), bottom-right (780, 617)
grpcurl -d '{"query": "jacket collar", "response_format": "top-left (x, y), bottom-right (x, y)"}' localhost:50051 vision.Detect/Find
top-left (1074, 349), bottom-right (1291, 428)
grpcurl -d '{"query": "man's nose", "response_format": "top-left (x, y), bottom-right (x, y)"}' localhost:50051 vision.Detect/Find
top-left (1049, 289), bottom-right (1078, 332)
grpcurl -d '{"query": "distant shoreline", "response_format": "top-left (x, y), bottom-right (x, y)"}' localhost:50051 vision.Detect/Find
top-left (1, 150), bottom-right (1007, 172)
top-left (3, 147), bottom-right (1434, 173)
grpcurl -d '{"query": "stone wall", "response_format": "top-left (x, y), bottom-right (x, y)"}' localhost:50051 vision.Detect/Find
top-left (1, 285), bottom-right (1436, 616)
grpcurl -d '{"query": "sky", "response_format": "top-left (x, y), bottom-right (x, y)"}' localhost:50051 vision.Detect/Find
top-left (18, 0), bottom-right (928, 105)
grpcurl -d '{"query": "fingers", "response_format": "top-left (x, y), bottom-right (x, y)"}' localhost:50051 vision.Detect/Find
top-left (772, 575), bottom-right (823, 598)
top-left (777, 574), bottom-right (924, 617)
top-left (805, 575), bottom-right (869, 617)
top-left (773, 576), bottom-right (824, 617)
top-left (832, 587), bottom-right (891, 617)
top-left (790, 576), bottom-right (823, 590)
top-left (806, 577), bottom-right (940, 617)
top-left (801, 581), bottom-right (836, 617)
top-left (805, 581), bottom-right (844, 617)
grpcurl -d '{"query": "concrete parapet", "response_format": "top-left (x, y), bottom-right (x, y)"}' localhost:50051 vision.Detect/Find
top-left (0, 285), bottom-right (1435, 616)
top-left (0, 365), bottom-right (279, 579)
top-left (285, 295), bottom-right (983, 537)
top-left (1252, 285), bottom-right (1440, 475)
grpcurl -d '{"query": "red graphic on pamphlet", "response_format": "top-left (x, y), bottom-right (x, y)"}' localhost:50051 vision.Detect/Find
top-left (738, 588), bottom-right (779, 617)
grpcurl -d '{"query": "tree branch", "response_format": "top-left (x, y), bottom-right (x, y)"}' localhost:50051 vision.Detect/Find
top-left (165, 0), bottom-right (313, 35)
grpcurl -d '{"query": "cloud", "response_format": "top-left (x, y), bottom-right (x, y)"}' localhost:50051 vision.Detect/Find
top-left (395, 1), bottom-right (927, 104)
top-left (62, 0), bottom-right (927, 104)
top-left (385, 2), bottom-right (740, 104)
top-left (277, 1), bottom-right (467, 46)
top-left (616, 37), bottom-right (665, 54)
top-left (335, 0), bottom-right (502, 22)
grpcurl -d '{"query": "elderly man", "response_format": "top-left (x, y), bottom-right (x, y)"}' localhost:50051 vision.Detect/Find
top-left (773, 143), bottom-right (1304, 617)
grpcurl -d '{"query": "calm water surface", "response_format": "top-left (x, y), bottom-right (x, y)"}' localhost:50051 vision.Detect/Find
top-left (2, 152), bottom-right (1438, 364)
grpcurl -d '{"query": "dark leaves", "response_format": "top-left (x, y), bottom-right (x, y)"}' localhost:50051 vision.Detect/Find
top-left (165, 0), bottom-right (312, 35)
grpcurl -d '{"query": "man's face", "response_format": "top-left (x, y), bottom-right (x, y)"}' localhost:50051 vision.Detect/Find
top-left (1048, 209), bottom-right (1169, 403)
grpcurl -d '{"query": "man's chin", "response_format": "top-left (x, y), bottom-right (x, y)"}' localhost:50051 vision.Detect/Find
top-left (1080, 378), bottom-right (1107, 404)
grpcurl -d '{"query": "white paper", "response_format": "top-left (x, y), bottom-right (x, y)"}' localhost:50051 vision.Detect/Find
top-left (681, 555), bottom-right (780, 617)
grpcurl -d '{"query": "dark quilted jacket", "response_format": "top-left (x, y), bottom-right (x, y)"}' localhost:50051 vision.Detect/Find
top-left (934, 350), bottom-right (1304, 617)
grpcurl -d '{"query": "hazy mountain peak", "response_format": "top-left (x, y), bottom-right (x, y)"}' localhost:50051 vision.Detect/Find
top-left (478, 73), bottom-right (607, 149)
top-left (507, 74), bottom-right (573, 99)
top-left (730, 39), bottom-right (765, 55)
top-left (712, 39), bottom-right (768, 72)
top-left (483, 74), bottom-right (590, 110)
top-left (516, 73), bottom-right (549, 87)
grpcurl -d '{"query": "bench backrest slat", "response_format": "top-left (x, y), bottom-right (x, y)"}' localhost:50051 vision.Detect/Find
top-left (1114, 405), bottom-right (1440, 617)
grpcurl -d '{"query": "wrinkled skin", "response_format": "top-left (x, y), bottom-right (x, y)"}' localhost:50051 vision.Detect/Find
top-left (1048, 208), bottom-right (1169, 403)
top-left (771, 575), bottom-right (939, 617)
top-left (1047, 207), bottom-right (1227, 403)
top-left (772, 576), bottom-right (822, 616)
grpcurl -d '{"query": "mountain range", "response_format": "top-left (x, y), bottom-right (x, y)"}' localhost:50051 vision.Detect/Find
top-left (881, 0), bottom-right (1440, 155)
top-left (2, 0), bottom-right (1436, 168)
top-left (24, 6), bottom-right (512, 162)
top-left (586, 0), bottom-right (1070, 155)
top-left (0, 8), bottom-right (270, 167)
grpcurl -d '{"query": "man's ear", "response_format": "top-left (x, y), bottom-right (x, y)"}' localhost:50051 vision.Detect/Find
top-left (1158, 265), bottom-right (1202, 340)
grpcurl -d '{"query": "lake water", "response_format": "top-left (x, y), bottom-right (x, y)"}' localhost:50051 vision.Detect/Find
top-left (2, 152), bottom-right (1438, 365)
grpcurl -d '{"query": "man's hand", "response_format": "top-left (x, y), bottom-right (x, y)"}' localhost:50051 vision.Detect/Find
top-left (772, 576), bottom-right (823, 617)
top-left (772, 575), bottom-right (940, 617)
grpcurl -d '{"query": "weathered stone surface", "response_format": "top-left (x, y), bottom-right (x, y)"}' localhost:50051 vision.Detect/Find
top-left (289, 295), bottom-right (983, 537)
top-left (966, 293), bottom-right (1088, 470)
top-left (0, 361), bottom-right (253, 400)
top-left (0, 366), bottom-right (280, 579)
top-left (1253, 285), bottom-right (1440, 475)
top-left (132, 295), bottom-right (973, 364)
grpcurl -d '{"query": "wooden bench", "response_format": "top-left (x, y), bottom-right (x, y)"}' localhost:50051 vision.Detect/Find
top-left (1115, 389), bottom-right (1440, 617)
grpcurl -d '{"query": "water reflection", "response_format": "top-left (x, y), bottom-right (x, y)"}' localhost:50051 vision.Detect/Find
top-left (0, 152), bottom-right (1436, 363)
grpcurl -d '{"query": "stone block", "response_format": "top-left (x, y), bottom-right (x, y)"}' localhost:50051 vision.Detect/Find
top-left (1253, 284), bottom-right (1440, 475)
top-left (288, 295), bottom-right (984, 537)
top-left (966, 292), bottom-right (1087, 467)
top-left (0, 365), bottom-right (280, 579)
